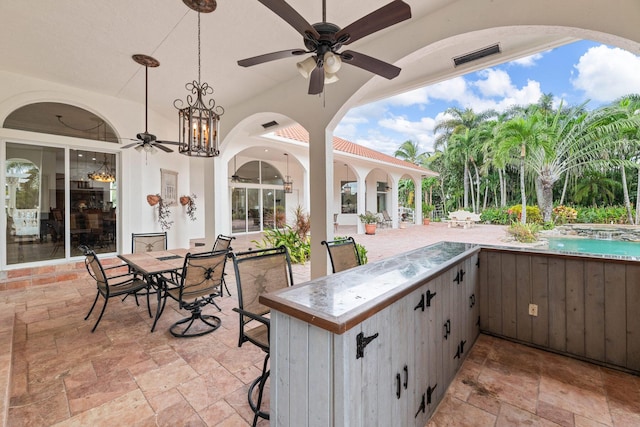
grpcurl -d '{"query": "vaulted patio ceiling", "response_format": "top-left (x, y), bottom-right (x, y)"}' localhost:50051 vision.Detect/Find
top-left (2, 0), bottom-right (624, 129)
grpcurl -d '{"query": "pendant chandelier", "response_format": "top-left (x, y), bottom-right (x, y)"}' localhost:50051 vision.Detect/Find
top-left (88, 154), bottom-right (116, 183)
top-left (343, 164), bottom-right (351, 195)
top-left (174, 0), bottom-right (224, 157)
top-left (283, 153), bottom-right (293, 193)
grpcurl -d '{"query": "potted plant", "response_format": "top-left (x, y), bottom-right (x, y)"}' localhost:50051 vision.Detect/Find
top-left (422, 203), bottom-right (434, 225)
top-left (180, 193), bottom-right (197, 221)
top-left (147, 193), bottom-right (173, 231)
top-left (358, 212), bottom-right (379, 235)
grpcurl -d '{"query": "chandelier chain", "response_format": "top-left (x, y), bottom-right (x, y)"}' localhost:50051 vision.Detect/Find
top-left (198, 12), bottom-right (201, 85)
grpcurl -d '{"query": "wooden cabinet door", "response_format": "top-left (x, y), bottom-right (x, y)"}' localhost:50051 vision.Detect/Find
top-left (466, 253), bottom-right (480, 346)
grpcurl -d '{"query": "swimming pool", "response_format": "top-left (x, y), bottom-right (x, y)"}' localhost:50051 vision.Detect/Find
top-left (546, 237), bottom-right (640, 257)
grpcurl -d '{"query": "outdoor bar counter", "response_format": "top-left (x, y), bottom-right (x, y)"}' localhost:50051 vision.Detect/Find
top-left (261, 241), bottom-right (481, 427)
top-left (261, 241), bottom-right (640, 426)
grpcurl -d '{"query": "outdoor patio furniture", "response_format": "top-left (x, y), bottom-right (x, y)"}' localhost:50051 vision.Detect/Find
top-left (213, 234), bottom-right (235, 296)
top-left (82, 246), bottom-right (149, 332)
top-left (381, 210), bottom-right (393, 228)
top-left (321, 236), bottom-right (362, 273)
top-left (162, 250), bottom-right (229, 337)
top-left (230, 245), bottom-right (294, 426)
top-left (132, 232), bottom-right (167, 253)
top-left (447, 210), bottom-right (481, 229)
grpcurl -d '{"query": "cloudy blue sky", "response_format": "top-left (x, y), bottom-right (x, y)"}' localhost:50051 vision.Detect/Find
top-left (335, 40), bottom-right (640, 156)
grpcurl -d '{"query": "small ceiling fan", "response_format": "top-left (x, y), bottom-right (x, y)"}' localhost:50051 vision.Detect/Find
top-left (121, 54), bottom-right (180, 153)
top-left (237, 0), bottom-right (411, 95)
top-left (229, 156), bottom-right (252, 183)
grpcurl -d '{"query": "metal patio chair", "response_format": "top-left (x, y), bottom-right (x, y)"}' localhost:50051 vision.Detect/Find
top-left (230, 245), bottom-right (294, 426)
top-left (321, 236), bottom-right (362, 273)
top-left (82, 246), bottom-right (149, 332)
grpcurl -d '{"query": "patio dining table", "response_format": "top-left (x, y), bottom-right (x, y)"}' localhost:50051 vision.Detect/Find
top-left (118, 248), bottom-right (208, 332)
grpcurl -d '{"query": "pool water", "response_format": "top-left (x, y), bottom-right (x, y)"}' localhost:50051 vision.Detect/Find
top-left (546, 237), bottom-right (640, 257)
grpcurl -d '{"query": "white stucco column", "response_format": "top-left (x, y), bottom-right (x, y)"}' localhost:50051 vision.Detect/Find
top-left (306, 123), bottom-right (334, 279)
top-left (202, 155), bottom-right (218, 248)
top-left (356, 172), bottom-right (366, 235)
top-left (414, 176), bottom-right (423, 225)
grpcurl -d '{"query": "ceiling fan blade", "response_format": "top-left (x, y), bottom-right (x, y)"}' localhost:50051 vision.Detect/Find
top-left (154, 144), bottom-right (174, 153)
top-left (336, 1), bottom-right (411, 45)
top-left (238, 49), bottom-right (307, 67)
top-left (258, 0), bottom-right (320, 39)
top-left (308, 65), bottom-right (325, 95)
top-left (341, 50), bottom-right (401, 79)
top-left (156, 140), bottom-right (181, 146)
top-left (121, 142), bottom-right (141, 149)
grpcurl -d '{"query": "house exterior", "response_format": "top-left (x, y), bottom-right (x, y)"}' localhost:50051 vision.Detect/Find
top-left (0, 0), bottom-right (638, 279)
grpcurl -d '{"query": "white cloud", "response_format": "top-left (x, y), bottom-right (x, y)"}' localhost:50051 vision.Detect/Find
top-left (423, 77), bottom-right (468, 102)
top-left (572, 45), bottom-right (640, 102)
top-left (386, 87), bottom-right (430, 106)
top-left (510, 52), bottom-right (544, 67)
top-left (474, 68), bottom-right (514, 98)
top-left (378, 115), bottom-right (437, 151)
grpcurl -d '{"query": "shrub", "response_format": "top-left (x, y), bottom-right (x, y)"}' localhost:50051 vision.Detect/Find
top-left (508, 204), bottom-right (542, 224)
top-left (480, 207), bottom-right (510, 225)
top-left (575, 206), bottom-right (631, 224)
top-left (507, 221), bottom-right (541, 243)
top-left (252, 225), bottom-right (311, 264)
top-left (293, 205), bottom-right (311, 238)
top-left (552, 205), bottom-right (577, 224)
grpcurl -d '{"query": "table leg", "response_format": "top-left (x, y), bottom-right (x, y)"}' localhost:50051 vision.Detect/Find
top-left (150, 274), bottom-right (166, 332)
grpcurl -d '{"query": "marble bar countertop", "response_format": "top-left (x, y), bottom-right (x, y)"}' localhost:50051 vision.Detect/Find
top-left (260, 241), bottom-right (479, 334)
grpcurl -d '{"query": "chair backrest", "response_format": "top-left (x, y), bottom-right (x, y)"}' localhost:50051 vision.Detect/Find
top-left (82, 247), bottom-right (108, 292)
top-left (231, 245), bottom-right (294, 324)
top-left (321, 237), bottom-right (362, 273)
top-left (178, 250), bottom-right (229, 302)
top-left (132, 232), bottom-right (167, 253)
top-left (382, 210), bottom-right (392, 221)
top-left (213, 234), bottom-right (235, 252)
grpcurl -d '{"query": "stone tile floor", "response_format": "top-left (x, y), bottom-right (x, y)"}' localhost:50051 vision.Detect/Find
top-left (2, 223), bottom-right (639, 426)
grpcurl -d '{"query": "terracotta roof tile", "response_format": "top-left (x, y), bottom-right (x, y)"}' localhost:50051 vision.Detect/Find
top-left (273, 125), bottom-right (435, 175)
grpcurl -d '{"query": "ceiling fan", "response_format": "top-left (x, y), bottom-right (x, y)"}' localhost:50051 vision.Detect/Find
top-left (121, 54), bottom-right (180, 153)
top-left (237, 0), bottom-right (411, 95)
top-left (230, 156), bottom-right (252, 183)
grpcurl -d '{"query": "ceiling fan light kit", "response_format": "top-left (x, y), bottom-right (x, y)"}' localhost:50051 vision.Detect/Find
top-left (238, 0), bottom-right (411, 95)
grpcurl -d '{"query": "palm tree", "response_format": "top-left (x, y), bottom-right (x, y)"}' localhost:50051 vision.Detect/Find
top-left (394, 140), bottom-right (428, 165)
top-left (587, 94), bottom-right (640, 223)
top-left (434, 107), bottom-right (496, 150)
top-left (496, 114), bottom-right (543, 224)
top-left (573, 170), bottom-right (621, 206)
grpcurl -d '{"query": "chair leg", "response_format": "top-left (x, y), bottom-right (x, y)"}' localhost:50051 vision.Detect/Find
top-left (222, 275), bottom-right (231, 297)
top-left (85, 292), bottom-right (100, 320)
top-left (90, 296), bottom-right (109, 333)
top-left (248, 353), bottom-right (270, 426)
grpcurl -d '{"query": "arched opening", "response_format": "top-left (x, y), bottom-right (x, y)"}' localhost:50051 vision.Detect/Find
top-left (229, 159), bottom-right (286, 234)
top-left (3, 102), bottom-right (118, 142)
top-left (3, 103), bottom-right (119, 267)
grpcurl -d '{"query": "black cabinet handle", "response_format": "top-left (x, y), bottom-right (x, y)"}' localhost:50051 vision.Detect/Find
top-left (415, 393), bottom-right (426, 418)
top-left (443, 319), bottom-right (451, 339)
top-left (459, 269), bottom-right (466, 281)
top-left (356, 331), bottom-right (379, 359)
top-left (469, 293), bottom-right (476, 308)
top-left (396, 373), bottom-right (401, 399)
top-left (414, 293), bottom-right (425, 311)
top-left (427, 383), bottom-right (437, 404)
top-left (403, 365), bottom-right (408, 389)
top-left (426, 289), bottom-right (437, 307)
top-left (453, 271), bottom-right (461, 284)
